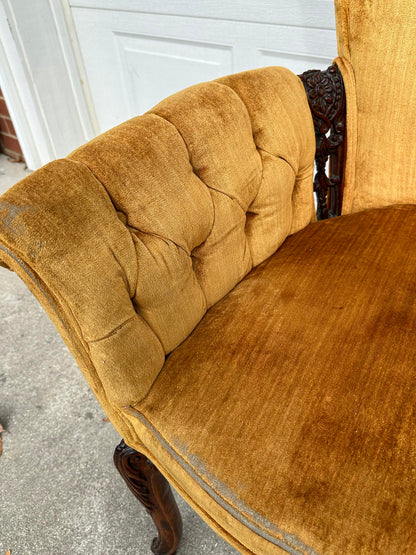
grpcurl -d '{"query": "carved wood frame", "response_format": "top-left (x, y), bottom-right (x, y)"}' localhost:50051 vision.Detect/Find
top-left (300, 64), bottom-right (346, 220)
top-left (114, 439), bottom-right (183, 555)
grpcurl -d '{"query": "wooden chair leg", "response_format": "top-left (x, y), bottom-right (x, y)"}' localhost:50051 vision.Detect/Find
top-left (114, 439), bottom-right (183, 555)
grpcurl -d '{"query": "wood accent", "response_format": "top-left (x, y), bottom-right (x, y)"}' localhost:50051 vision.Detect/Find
top-left (114, 439), bottom-right (183, 555)
top-left (300, 64), bottom-right (346, 219)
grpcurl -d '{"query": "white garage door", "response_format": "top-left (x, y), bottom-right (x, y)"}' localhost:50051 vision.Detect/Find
top-left (70, 0), bottom-right (337, 132)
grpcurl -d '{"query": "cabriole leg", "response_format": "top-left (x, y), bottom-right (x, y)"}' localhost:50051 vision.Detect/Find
top-left (114, 439), bottom-right (183, 555)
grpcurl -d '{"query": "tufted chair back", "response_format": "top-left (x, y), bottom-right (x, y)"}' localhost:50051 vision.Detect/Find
top-left (335, 0), bottom-right (416, 213)
top-left (0, 67), bottom-right (315, 442)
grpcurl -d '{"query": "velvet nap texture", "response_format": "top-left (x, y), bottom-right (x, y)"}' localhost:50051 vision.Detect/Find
top-left (0, 66), bottom-right (315, 451)
top-left (134, 205), bottom-right (416, 555)
top-left (335, 0), bottom-right (416, 213)
top-left (3, 29), bottom-right (416, 552)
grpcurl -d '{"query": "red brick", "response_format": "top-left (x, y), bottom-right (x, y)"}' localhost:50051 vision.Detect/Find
top-left (5, 117), bottom-right (16, 136)
top-left (0, 98), bottom-right (10, 117)
top-left (3, 151), bottom-right (23, 162)
top-left (0, 143), bottom-right (24, 161)
top-left (0, 116), bottom-right (9, 135)
top-left (1, 133), bottom-right (23, 155)
top-left (0, 114), bottom-right (17, 137)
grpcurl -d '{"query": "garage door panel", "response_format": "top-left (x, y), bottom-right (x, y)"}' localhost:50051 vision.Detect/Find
top-left (71, 2), bottom-right (336, 132)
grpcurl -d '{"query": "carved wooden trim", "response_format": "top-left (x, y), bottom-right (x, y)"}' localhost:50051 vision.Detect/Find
top-left (300, 64), bottom-right (346, 220)
top-left (114, 439), bottom-right (183, 555)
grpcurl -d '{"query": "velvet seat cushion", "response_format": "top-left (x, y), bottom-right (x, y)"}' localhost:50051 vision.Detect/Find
top-left (129, 205), bottom-right (416, 555)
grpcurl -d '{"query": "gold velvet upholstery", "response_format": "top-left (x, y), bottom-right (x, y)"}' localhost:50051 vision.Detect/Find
top-left (0, 66), bottom-right (315, 450)
top-left (2, 3), bottom-right (416, 553)
top-left (135, 205), bottom-right (416, 554)
top-left (335, 0), bottom-right (416, 213)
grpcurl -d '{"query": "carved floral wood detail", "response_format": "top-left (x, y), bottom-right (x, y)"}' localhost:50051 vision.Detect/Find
top-left (300, 65), bottom-right (346, 219)
top-left (114, 440), bottom-right (183, 555)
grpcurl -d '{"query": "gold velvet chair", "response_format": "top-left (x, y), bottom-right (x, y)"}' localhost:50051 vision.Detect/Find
top-left (2, 1), bottom-right (416, 553)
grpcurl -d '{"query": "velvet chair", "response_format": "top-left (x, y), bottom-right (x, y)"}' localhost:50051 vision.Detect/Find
top-left (2, 0), bottom-right (416, 553)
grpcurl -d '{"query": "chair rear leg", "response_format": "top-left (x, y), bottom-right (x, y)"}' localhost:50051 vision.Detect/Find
top-left (114, 439), bottom-right (183, 555)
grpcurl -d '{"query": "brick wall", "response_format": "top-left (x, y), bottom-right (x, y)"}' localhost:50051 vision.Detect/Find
top-left (0, 88), bottom-right (24, 162)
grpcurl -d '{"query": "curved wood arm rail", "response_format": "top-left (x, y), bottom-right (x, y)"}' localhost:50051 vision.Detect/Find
top-left (300, 64), bottom-right (346, 220)
top-left (114, 440), bottom-right (183, 555)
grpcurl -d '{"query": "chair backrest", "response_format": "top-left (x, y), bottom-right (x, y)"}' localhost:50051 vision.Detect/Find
top-left (335, 0), bottom-right (416, 213)
top-left (0, 67), bottom-right (315, 441)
